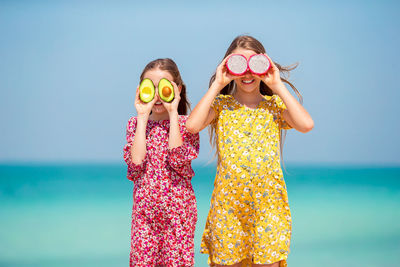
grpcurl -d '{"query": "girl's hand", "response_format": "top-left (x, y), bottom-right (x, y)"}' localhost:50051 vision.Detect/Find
top-left (212, 55), bottom-right (237, 90)
top-left (134, 86), bottom-right (156, 117)
top-left (260, 54), bottom-right (285, 93)
top-left (162, 81), bottom-right (181, 115)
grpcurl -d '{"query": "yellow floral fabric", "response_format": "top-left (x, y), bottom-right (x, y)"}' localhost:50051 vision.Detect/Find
top-left (200, 94), bottom-right (292, 267)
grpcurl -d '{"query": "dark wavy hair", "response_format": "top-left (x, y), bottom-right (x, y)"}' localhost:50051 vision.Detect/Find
top-left (140, 58), bottom-right (190, 115)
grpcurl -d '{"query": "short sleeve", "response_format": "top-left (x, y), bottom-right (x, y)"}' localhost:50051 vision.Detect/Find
top-left (123, 117), bottom-right (147, 181)
top-left (211, 94), bottom-right (227, 124)
top-left (271, 95), bottom-right (292, 130)
top-left (167, 116), bottom-right (200, 178)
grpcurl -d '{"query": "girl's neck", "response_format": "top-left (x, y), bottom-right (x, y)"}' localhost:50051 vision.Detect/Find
top-left (149, 112), bottom-right (170, 121)
top-left (233, 89), bottom-right (264, 109)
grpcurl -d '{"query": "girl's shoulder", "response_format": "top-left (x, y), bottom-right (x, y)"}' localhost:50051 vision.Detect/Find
top-left (178, 114), bottom-right (189, 123)
top-left (262, 94), bottom-right (286, 109)
top-left (178, 115), bottom-right (200, 139)
top-left (127, 115), bottom-right (187, 123)
top-left (126, 115), bottom-right (195, 134)
top-left (126, 116), bottom-right (138, 130)
top-left (127, 116), bottom-right (137, 123)
top-left (213, 94), bottom-right (235, 108)
top-left (215, 94), bottom-right (234, 102)
top-left (178, 115), bottom-right (191, 131)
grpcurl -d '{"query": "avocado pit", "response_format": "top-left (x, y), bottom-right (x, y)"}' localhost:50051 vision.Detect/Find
top-left (158, 78), bottom-right (174, 102)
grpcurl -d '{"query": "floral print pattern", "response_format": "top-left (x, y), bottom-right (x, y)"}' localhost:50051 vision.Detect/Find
top-left (200, 95), bottom-right (292, 267)
top-left (123, 115), bottom-right (200, 266)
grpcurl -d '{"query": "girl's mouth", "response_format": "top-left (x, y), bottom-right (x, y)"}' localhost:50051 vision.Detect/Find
top-left (155, 101), bottom-right (162, 105)
top-left (242, 79), bottom-right (255, 85)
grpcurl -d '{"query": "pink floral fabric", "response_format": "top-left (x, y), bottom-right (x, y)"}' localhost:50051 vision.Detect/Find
top-left (123, 115), bottom-right (200, 266)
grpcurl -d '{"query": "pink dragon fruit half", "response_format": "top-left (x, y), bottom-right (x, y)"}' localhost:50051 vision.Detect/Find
top-left (248, 54), bottom-right (270, 75)
top-left (226, 54), bottom-right (248, 75)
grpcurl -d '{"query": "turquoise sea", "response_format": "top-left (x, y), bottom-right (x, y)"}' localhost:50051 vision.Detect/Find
top-left (0, 164), bottom-right (399, 267)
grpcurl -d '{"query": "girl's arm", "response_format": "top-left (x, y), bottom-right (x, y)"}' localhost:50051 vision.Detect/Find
top-left (276, 85), bottom-right (314, 133)
top-left (262, 56), bottom-right (314, 133)
top-left (185, 84), bottom-right (219, 134)
top-left (123, 117), bottom-right (147, 181)
top-left (162, 81), bottom-right (183, 149)
top-left (186, 56), bottom-right (235, 134)
top-left (163, 82), bottom-right (200, 177)
top-left (130, 115), bottom-right (148, 164)
top-left (168, 125), bottom-right (200, 178)
top-left (130, 87), bottom-right (156, 164)
top-left (168, 111), bottom-right (182, 148)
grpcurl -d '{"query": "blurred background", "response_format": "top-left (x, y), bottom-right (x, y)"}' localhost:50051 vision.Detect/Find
top-left (0, 0), bottom-right (399, 266)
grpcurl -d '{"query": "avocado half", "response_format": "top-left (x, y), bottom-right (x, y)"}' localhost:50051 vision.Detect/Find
top-left (158, 78), bottom-right (174, 102)
top-left (139, 78), bottom-right (155, 103)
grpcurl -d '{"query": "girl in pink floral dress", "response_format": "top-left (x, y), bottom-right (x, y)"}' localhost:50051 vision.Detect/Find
top-left (123, 58), bottom-right (200, 266)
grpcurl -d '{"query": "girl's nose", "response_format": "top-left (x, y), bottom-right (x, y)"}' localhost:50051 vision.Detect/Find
top-left (154, 90), bottom-right (160, 100)
top-left (244, 70), bottom-right (253, 76)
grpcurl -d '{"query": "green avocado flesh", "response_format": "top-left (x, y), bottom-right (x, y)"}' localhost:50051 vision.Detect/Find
top-left (158, 78), bottom-right (174, 102)
top-left (139, 78), bottom-right (155, 103)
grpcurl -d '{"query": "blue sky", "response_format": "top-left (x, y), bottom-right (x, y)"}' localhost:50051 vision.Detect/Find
top-left (0, 0), bottom-right (399, 164)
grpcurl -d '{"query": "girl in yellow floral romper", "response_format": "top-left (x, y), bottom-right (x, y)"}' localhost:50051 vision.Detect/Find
top-left (186, 35), bottom-right (314, 267)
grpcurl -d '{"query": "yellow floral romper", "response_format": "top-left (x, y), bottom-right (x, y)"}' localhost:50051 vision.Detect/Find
top-left (201, 94), bottom-right (292, 267)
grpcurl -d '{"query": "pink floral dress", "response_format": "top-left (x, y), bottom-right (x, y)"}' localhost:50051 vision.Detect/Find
top-left (123, 115), bottom-right (200, 267)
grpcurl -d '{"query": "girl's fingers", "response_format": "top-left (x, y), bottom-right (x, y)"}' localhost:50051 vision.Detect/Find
top-left (160, 81), bottom-right (180, 111)
top-left (264, 53), bottom-right (273, 63)
top-left (222, 54), bottom-right (232, 64)
top-left (254, 75), bottom-right (263, 81)
top-left (216, 62), bottom-right (225, 74)
top-left (217, 54), bottom-right (232, 73)
top-left (213, 54), bottom-right (236, 88)
top-left (225, 71), bottom-right (237, 82)
top-left (170, 81), bottom-right (181, 105)
top-left (221, 59), bottom-right (233, 78)
top-left (219, 55), bottom-right (229, 68)
top-left (171, 81), bottom-right (181, 97)
top-left (265, 53), bottom-right (278, 71)
top-left (147, 94), bottom-right (157, 108)
top-left (135, 86), bottom-right (141, 105)
top-left (135, 86), bottom-right (140, 98)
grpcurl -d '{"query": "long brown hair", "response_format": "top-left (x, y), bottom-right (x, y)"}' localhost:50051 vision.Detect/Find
top-left (140, 58), bottom-right (190, 115)
top-left (209, 35), bottom-right (302, 162)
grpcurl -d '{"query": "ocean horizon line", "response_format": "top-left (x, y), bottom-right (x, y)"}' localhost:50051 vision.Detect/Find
top-left (0, 160), bottom-right (399, 169)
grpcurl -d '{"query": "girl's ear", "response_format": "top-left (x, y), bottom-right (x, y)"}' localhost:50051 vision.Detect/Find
top-left (178, 85), bottom-right (182, 93)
